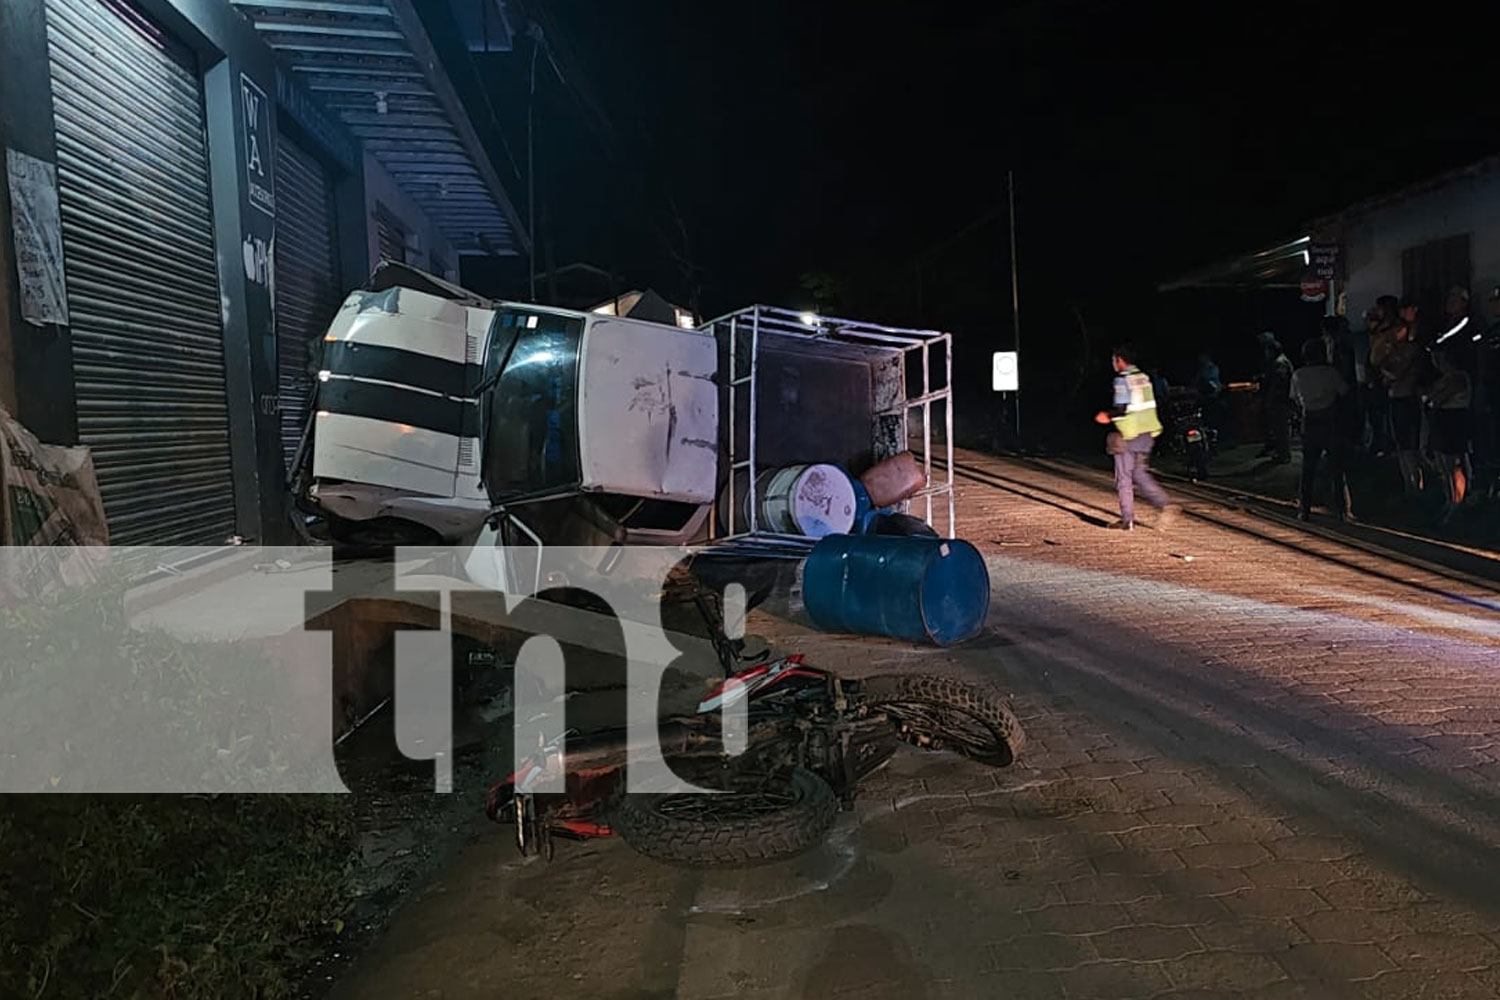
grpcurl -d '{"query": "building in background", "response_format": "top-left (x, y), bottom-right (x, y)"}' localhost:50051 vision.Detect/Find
top-left (0, 0), bottom-right (529, 547)
top-left (1161, 154), bottom-right (1500, 348)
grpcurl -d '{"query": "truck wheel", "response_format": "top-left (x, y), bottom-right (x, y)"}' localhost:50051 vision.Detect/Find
top-left (861, 673), bottom-right (1025, 767)
top-left (611, 766), bottom-right (837, 868)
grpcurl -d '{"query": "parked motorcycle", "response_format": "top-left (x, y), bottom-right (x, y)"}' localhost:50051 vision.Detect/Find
top-left (486, 656), bottom-right (1024, 867)
top-left (1164, 390), bottom-right (1215, 481)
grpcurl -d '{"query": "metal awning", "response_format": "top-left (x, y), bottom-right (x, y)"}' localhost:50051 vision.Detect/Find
top-left (231, 0), bottom-right (529, 256)
top-left (1158, 236), bottom-right (1310, 292)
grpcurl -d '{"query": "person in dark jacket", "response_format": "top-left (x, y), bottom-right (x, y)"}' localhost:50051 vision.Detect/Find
top-left (1472, 286), bottom-right (1500, 498)
top-left (1195, 352), bottom-right (1227, 445)
top-left (1257, 332), bottom-right (1293, 463)
top-left (1378, 302), bottom-right (1430, 494)
top-left (1366, 296), bottom-right (1402, 456)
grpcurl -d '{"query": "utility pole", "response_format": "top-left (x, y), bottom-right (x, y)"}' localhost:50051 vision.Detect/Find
top-left (1007, 169), bottom-right (1021, 441)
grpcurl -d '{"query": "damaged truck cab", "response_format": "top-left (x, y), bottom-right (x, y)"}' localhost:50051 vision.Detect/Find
top-left (299, 265), bottom-right (720, 551)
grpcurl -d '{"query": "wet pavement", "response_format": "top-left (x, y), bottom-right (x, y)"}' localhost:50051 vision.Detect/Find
top-left (328, 449), bottom-right (1500, 999)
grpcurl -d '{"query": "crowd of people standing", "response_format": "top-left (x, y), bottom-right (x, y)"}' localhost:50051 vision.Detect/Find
top-left (1249, 287), bottom-right (1500, 524)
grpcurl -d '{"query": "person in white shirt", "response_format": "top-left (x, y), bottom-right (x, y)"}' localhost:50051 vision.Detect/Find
top-left (1291, 338), bottom-right (1353, 522)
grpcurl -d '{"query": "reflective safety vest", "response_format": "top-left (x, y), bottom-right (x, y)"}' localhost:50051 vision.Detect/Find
top-left (1113, 366), bottom-right (1163, 440)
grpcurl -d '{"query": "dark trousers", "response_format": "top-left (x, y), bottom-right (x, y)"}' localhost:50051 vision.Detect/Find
top-left (1300, 410), bottom-right (1351, 517)
top-left (1364, 383), bottom-right (1390, 453)
top-left (1263, 398), bottom-right (1291, 459)
top-left (1472, 404), bottom-right (1499, 493)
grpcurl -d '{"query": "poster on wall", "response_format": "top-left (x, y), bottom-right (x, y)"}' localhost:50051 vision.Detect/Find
top-left (5, 148), bottom-right (69, 327)
top-left (1300, 243), bottom-right (1339, 303)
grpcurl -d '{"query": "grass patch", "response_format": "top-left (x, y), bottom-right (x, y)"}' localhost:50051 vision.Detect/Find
top-left (0, 583), bottom-right (359, 998)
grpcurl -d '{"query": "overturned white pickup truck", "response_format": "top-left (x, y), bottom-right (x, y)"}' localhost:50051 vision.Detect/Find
top-left (291, 263), bottom-right (956, 565)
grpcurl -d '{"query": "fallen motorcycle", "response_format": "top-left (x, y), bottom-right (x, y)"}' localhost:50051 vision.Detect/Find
top-left (485, 656), bottom-right (1024, 867)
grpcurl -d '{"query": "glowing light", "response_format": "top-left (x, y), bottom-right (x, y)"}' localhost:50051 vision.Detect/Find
top-left (317, 370), bottom-right (331, 382)
top-left (800, 312), bottom-right (817, 326)
top-left (512, 349), bottom-right (557, 368)
top-left (1436, 316), bottom-right (1469, 344)
top-left (1302, 250), bottom-right (1311, 265)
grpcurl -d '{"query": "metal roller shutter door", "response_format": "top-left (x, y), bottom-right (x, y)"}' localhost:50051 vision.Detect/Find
top-left (44, 0), bottom-right (237, 547)
top-left (273, 135), bottom-right (339, 470)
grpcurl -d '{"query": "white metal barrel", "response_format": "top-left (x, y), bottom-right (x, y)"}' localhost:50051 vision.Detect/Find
top-left (754, 463), bottom-right (857, 537)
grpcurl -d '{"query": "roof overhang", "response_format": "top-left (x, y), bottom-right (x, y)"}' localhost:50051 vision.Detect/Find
top-left (231, 0), bottom-right (530, 257)
top-left (1158, 236), bottom-right (1311, 292)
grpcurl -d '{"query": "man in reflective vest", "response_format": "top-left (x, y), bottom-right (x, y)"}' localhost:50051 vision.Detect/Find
top-left (1094, 344), bottom-right (1179, 531)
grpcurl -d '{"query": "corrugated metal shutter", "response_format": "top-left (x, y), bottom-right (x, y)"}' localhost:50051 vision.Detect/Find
top-left (44, 0), bottom-right (236, 546)
top-left (375, 202), bottom-right (407, 263)
top-left (273, 134), bottom-right (339, 470)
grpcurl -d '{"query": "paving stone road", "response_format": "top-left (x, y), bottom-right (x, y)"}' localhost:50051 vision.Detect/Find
top-left (330, 450), bottom-right (1500, 999)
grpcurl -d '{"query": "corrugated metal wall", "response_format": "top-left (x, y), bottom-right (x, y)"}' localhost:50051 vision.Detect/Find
top-left (44, 0), bottom-right (237, 545)
top-left (273, 133), bottom-right (339, 470)
top-left (375, 201), bottom-right (407, 264)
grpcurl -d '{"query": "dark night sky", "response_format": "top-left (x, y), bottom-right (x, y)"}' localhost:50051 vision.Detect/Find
top-left (467, 1), bottom-right (1497, 439)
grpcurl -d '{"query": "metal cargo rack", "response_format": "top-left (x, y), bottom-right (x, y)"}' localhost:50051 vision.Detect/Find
top-left (699, 305), bottom-right (955, 559)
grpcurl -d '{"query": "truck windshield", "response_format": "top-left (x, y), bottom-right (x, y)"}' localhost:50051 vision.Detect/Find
top-left (480, 308), bottom-right (583, 500)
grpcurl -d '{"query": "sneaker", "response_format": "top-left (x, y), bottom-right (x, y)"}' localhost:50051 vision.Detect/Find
top-left (1107, 519), bottom-right (1134, 531)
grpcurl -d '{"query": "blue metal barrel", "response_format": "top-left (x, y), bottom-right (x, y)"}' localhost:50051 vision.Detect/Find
top-left (802, 535), bottom-right (991, 646)
top-left (848, 476), bottom-right (879, 534)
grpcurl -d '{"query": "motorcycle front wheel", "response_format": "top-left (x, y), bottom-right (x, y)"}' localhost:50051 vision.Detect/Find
top-left (611, 766), bottom-right (837, 868)
top-left (861, 673), bottom-right (1025, 767)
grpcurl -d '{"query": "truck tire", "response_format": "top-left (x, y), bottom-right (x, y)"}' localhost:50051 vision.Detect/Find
top-left (861, 673), bottom-right (1025, 766)
top-left (611, 766), bottom-right (837, 868)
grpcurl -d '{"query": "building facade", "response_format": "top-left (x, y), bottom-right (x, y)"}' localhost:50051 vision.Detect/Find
top-left (0, 0), bottom-right (528, 547)
top-left (1162, 156), bottom-right (1500, 340)
top-left (1313, 159), bottom-right (1500, 337)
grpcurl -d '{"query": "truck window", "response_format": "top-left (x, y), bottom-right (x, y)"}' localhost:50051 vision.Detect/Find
top-left (481, 309), bottom-right (584, 499)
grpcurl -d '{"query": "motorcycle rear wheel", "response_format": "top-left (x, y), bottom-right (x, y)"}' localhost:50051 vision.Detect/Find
top-left (611, 766), bottom-right (837, 868)
top-left (861, 673), bottom-right (1025, 767)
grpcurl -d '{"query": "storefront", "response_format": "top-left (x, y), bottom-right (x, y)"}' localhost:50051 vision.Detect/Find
top-left (43, 0), bottom-right (240, 545)
top-left (0, 0), bottom-right (529, 547)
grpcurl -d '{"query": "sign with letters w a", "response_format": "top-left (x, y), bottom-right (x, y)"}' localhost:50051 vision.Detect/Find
top-left (241, 73), bottom-right (275, 217)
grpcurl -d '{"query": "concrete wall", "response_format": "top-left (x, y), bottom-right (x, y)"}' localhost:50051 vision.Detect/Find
top-left (1341, 170), bottom-right (1500, 317)
top-left (363, 155), bottom-right (460, 283)
top-left (0, 0), bottom-right (78, 443)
